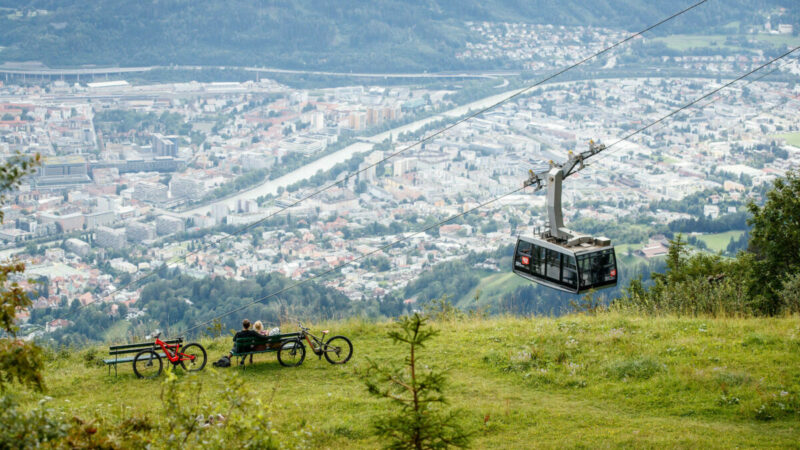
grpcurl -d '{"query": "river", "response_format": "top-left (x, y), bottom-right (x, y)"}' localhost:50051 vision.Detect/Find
top-left (178, 87), bottom-right (525, 217)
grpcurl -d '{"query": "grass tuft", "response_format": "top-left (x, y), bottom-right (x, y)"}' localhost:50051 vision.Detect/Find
top-left (607, 357), bottom-right (663, 380)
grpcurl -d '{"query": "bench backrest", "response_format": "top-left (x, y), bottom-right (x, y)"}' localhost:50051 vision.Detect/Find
top-left (109, 338), bottom-right (183, 356)
top-left (233, 332), bottom-right (301, 347)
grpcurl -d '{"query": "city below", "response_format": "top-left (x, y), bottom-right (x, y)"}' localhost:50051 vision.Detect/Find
top-left (0, 21), bottom-right (798, 340)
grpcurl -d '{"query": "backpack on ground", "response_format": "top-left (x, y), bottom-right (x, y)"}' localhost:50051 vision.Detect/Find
top-left (212, 355), bottom-right (231, 368)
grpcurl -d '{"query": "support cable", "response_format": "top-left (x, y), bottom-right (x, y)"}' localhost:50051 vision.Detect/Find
top-left (588, 46), bottom-right (800, 167)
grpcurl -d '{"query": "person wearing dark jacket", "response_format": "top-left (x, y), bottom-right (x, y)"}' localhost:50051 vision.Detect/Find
top-left (228, 319), bottom-right (262, 364)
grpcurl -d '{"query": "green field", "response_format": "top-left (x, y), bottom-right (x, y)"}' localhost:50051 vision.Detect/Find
top-left (654, 33), bottom-right (800, 51)
top-left (697, 230), bottom-right (746, 253)
top-left (778, 132), bottom-right (800, 148)
top-left (22, 314), bottom-right (800, 448)
top-left (754, 34), bottom-right (800, 47)
top-left (655, 34), bottom-right (737, 51)
top-left (614, 243), bottom-right (650, 263)
top-left (102, 320), bottom-right (132, 342)
top-left (615, 232), bottom-right (745, 258)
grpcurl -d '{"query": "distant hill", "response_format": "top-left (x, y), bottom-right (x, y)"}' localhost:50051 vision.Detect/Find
top-left (0, 0), bottom-right (796, 72)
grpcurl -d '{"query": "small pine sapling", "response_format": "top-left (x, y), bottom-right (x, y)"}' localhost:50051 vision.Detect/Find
top-left (363, 313), bottom-right (472, 449)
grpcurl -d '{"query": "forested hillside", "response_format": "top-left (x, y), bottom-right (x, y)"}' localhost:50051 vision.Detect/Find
top-left (36, 269), bottom-right (373, 346)
top-left (0, 0), bottom-right (796, 71)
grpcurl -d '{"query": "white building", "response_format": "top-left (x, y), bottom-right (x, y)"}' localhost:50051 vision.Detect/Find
top-left (393, 158), bottom-right (417, 177)
top-left (211, 204), bottom-right (229, 224)
top-left (65, 238), bottom-right (91, 257)
top-left (126, 222), bottom-right (156, 243)
top-left (85, 210), bottom-right (116, 229)
top-left (156, 215), bottom-right (185, 236)
top-left (704, 204), bottom-right (720, 219)
top-left (95, 226), bottom-right (126, 250)
top-left (170, 176), bottom-right (206, 201)
top-left (133, 181), bottom-right (169, 204)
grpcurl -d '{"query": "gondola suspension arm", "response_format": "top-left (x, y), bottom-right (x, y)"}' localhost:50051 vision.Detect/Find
top-left (523, 141), bottom-right (608, 245)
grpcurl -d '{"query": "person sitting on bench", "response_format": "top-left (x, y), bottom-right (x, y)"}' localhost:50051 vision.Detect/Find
top-left (229, 319), bottom-right (262, 364)
top-left (251, 321), bottom-right (269, 353)
top-left (253, 320), bottom-right (267, 336)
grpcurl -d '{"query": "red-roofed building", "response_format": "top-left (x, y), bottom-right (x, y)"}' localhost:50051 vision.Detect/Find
top-left (46, 319), bottom-right (72, 332)
top-left (637, 243), bottom-right (669, 259)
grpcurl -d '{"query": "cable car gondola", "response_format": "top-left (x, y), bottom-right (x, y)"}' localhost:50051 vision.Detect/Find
top-left (512, 141), bottom-right (618, 294)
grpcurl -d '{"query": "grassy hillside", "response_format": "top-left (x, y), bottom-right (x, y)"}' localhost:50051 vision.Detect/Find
top-left (30, 313), bottom-right (800, 448)
top-left (457, 271), bottom-right (530, 307)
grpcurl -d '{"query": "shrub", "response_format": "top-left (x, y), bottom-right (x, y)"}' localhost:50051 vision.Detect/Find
top-left (0, 395), bottom-right (68, 448)
top-left (425, 294), bottom-right (465, 323)
top-left (159, 367), bottom-right (312, 448)
top-left (82, 348), bottom-right (103, 368)
top-left (778, 272), bottom-right (800, 314)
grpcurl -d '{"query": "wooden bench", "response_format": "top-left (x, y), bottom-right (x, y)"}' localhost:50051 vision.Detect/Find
top-left (231, 332), bottom-right (300, 367)
top-left (103, 338), bottom-right (183, 376)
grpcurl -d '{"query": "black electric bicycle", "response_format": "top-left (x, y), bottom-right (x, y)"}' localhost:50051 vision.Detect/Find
top-left (277, 322), bottom-right (353, 367)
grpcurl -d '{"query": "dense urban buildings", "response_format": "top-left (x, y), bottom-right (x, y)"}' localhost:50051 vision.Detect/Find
top-left (0, 21), bottom-right (797, 339)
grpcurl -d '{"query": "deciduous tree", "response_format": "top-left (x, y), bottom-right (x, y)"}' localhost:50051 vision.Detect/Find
top-left (747, 169), bottom-right (800, 313)
top-left (0, 153), bottom-right (42, 391)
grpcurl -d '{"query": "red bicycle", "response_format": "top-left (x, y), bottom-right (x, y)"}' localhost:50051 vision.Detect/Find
top-left (133, 332), bottom-right (207, 379)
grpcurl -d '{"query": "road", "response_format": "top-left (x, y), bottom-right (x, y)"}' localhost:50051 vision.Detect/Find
top-left (177, 86), bottom-right (526, 217)
top-left (243, 67), bottom-right (516, 79)
top-left (0, 247), bottom-right (23, 261)
top-left (0, 63), bottom-right (517, 80)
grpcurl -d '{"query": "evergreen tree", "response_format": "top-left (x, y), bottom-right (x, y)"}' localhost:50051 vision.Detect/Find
top-left (363, 313), bottom-right (472, 449)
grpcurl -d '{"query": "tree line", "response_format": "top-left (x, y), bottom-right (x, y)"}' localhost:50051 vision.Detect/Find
top-left (615, 170), bottom-right (800, 316)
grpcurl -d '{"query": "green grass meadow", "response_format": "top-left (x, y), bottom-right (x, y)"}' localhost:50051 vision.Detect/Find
top-left (697, 230), bottom-right (746, 253)
top-left (34, 314), bottom-right (800, 448)
top-left (778, 132), bottom-right (800, 148)
top-left (654, 34), bottom-right (740, 51)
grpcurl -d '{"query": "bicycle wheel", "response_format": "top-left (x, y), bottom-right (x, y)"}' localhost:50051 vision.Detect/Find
top-left (133, 350), bottom-right (162, 379)
top-left (323, 336), bottom-right (353, 364)
top-left (179, 343), bottom-right (207, 372)
top-left (277, 340), bottom-right (305, 367)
